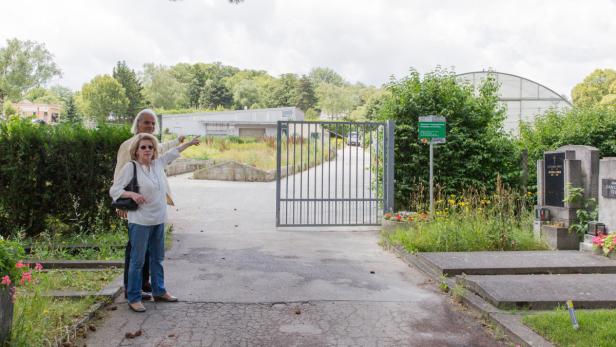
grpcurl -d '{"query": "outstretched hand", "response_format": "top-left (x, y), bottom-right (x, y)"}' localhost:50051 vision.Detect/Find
top-left (188, 137), bottom-right (200, 146)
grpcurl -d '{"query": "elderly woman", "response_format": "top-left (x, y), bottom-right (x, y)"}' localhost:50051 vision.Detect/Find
top-left (110, 133), bottom-right (199, 312)
top-left (114, 109), bottom-right (184, 300)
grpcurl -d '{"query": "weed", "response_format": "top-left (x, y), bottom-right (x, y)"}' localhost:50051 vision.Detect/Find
top-left (451, 283), bottom-right (466, 303)
top-left (438, 274), bottom-right (450, 293)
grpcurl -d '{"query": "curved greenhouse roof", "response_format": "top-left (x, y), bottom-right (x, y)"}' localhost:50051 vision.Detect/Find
top-left (456, 71), bottom-right (571, 135)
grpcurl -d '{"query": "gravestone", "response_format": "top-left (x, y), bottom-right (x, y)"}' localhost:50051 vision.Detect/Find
top-left (598, 158), bottom-right (616, 233)
top-left (536, 146), bottom-right (599, 250)
top-left (544, 151), bottom-right (565, 207)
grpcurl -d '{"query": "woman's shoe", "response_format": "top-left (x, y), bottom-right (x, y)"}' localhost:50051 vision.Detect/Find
top-left (128, 301), bottom-right (146, 312)
top-left (153, 292), bottom-right (178, 302)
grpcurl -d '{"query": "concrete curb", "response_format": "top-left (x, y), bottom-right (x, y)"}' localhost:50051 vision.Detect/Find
top-left (53, 275), bottom-right (124, 347)
top-left (387, 244), bottom-right (555, 347)
top-left (26, 260), bottom-right (124, 269)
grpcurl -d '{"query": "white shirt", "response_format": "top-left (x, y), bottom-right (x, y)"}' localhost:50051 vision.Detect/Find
top-left (114, 136), bottom-right (179, 205)
top-left (109, 148), bottom-right (181, 226)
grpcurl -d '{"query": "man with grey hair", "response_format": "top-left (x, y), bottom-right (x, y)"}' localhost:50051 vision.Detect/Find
top-left (114, 109), bottom-right (185, 299)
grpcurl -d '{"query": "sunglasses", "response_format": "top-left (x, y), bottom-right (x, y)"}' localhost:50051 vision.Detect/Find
top-left (139, 145), bottom-right (154, 150)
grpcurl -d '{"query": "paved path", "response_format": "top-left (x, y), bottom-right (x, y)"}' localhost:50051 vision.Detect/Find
top-left (84, 173), bottom-right (504, 347)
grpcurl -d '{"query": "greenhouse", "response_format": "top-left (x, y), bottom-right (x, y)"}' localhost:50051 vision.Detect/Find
top-left (456, 71), bottom-right (572, 135)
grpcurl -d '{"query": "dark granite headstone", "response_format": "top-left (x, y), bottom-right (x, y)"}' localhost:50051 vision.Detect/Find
top-left (544, 152), bottom-right (565, 207)
top-left (601, 179), bottom-right (616, 199)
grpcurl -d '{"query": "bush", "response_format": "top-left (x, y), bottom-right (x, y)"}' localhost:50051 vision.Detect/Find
top-left (518, 105), bottom-right (616, 191)
top-left (0, 238), bottom-right (25, 284)
top-left (0, 118), bottom-right (131, 237)
top-left (377, 68), bottom-right (521, 210)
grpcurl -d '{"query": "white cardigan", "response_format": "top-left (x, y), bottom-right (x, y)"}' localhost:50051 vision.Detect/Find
top-left (109, 149), bottom-right (180, 226)
top-left (114, 136), bottom-right (179, 205)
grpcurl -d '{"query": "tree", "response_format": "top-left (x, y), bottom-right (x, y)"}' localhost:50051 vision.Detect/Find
top-left (268, 73), bottom-right (299, 108)
top-left (0, 38), bottom-right (61, 104)
top-left (141, 63), bottom-right (188, 110)
top-left (295, 75), bottom-right (317, 112)
top-left (316, 83), bottom-right (357, 119)
top-left (78, 75), bottom-right (129, 122)
top-left (378, 68), bottom-right (520, 210)
top-left (571, 69), bottom-right (616, 107)
top-left (309, 67), bottom-right (346, 87)
top-left (232, 79), bottom-right (260, 109)
top-left (199, 79), bottom-right (233, 109)
top-left (61, 95), bottom-right (80, 124)
top-left (2, 100), bottom-right (17, 118)
top-left (113, 61), bottom-right (146, 121)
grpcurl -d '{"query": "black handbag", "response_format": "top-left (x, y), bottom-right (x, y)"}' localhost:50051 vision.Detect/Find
top-left (111, 161), bottom-right (140, 211)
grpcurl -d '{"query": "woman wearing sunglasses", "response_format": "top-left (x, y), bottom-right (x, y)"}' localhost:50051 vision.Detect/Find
top-left (110, 132), bottom-right (200, 312)
top-left (114, 109), bottom-right (185, 301)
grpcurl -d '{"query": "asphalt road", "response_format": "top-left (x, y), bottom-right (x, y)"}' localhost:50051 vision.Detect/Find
top-left (84, 170), bottom-right (504, 347)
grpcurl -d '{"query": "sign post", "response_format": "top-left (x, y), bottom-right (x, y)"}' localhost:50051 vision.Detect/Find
top-left (418, 116), bottom-right (446, 217)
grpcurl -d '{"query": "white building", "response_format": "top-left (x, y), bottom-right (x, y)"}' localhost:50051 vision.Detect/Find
top-left (162, 107), bottom-right (304, 137)
top-left (456, 71), bottom-right (572, 135)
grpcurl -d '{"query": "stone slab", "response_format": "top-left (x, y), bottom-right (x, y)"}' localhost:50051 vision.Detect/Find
top-left (540, 225), bottom-right (580, 250)
top-left (459, 274), bottom-right (616, 309)
top-left (418, 251), bottom-right (616, 276)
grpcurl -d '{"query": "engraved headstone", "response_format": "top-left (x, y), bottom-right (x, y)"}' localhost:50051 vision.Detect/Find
top-left (544, 152), bottom-right (565, 207)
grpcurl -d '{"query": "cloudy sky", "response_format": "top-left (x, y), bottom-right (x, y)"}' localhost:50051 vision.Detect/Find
top-left (2, 0), bottom-right (615, 98)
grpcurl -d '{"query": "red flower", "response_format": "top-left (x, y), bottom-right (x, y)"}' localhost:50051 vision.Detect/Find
top-left (20, 272), bottom-right (32, 285)
top-left (15, 261), bottom-right (25, 269)
top-left (1, 275), bottom-right (10, 286)
top-left (395, 214), bottom-right (402, 221)
top-left (592, 235), bottom-right (607, 246)
top-left (34, 263), bottom-right (43, 271)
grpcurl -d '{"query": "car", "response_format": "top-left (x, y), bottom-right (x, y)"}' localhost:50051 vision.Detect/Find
top-left (347, 132), bottom-right (360, 146)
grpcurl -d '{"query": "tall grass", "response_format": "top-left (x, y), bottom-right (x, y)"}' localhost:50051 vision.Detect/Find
top-left (383, 177), bottom-right (548, 252)
top-left (11, 291), bottom-right (98, 346)
top-left (182, 136), bottom-right (336, 171)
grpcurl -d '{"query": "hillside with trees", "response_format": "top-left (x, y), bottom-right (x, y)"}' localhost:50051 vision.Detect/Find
top-left (0, 38), bottom-right (381, 123)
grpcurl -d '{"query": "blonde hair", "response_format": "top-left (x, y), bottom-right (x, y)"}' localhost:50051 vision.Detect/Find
top-left (131, 109), bottom-right (158, 135)
top-left (129, 133), bottom-right (160, 161)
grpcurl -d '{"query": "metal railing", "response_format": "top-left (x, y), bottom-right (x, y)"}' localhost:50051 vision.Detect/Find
top-left (276, 120), bottom-right (394, 226)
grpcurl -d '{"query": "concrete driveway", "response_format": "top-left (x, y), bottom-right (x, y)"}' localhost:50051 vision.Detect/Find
top-left (84, 173), bottom-right (504, 347)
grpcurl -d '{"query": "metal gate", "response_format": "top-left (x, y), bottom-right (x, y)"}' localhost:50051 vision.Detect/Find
top-left (276, 120), bottom-right (394, 227)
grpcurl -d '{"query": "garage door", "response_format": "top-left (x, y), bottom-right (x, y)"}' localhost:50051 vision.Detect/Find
top-left (239, 128), bottom-right (266, 137)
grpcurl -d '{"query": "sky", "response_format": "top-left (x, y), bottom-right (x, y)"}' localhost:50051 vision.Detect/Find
top-left (2, 0), bottom-right (616, 99)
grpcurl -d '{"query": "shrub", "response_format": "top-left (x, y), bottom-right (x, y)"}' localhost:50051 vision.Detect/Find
top-left (377, 68), bottom-right (521, 210)
top-left (0, 118), bottom-right (131, 237)
top-left (518, 105), bottom-right (616, 191)
top-left (0, 238), bottom-right (25, 284)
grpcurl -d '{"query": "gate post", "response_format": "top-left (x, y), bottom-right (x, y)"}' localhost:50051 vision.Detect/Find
top-left (385, 120), bottom-right (395, 213)
top-left (275, 121), bottom-right (283, 227)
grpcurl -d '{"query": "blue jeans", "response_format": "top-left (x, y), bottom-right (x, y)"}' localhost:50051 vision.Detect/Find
top-left (127, 223), bottom-right (166, 303)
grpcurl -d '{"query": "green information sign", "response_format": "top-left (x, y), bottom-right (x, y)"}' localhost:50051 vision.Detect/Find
top-left (418, 115), bottom-right (446, 143)
top-left (418, 122), bottom-right (446, 139)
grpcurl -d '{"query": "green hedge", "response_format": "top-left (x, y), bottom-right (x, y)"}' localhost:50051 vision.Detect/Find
top-left (0, 119), bottom-right (131, 237)
top-left (377, 68), bottom-right (521, 210)
top-left (519, 106), bottom-right (616, 191)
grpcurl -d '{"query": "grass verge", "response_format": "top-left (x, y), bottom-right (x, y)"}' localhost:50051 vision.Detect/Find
top-left (383, 211), bottom-right (548, 252)
top-left (11, 269), bottom-right (122, 346)
top-left (522, 309), bottom-right (616, 347)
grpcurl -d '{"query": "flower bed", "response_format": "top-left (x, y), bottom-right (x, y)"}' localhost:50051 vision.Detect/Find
top-left (381, 190), bottom-right (547, 253)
